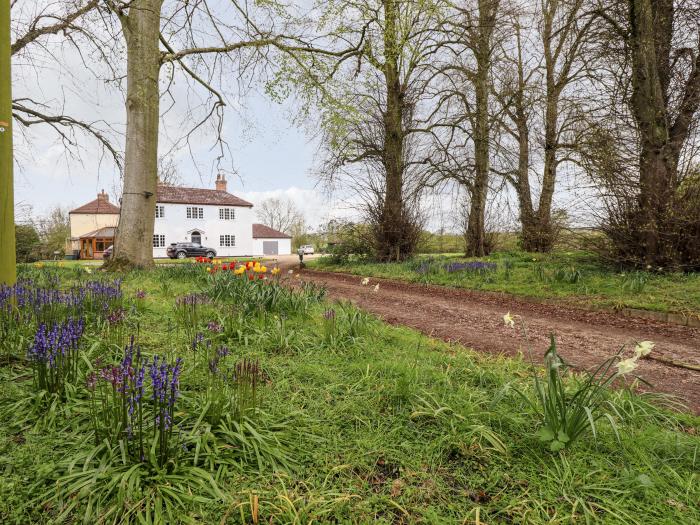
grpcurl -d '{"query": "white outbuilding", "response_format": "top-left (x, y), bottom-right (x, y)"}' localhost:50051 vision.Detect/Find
top-left (252, 223), bottom-right (293, 256)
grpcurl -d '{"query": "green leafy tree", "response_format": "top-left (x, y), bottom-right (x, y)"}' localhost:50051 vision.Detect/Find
top-left (15, 224), bottom-right (40, 263)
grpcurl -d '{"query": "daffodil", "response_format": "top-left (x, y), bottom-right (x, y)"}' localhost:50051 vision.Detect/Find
top-left (271, 267), bottom-right (280, 275)
top-left (84, 267), bottom-right (92, 274)
top-left (361, 277), bottom-right (370, 286)
top-left (616, 357), bottom-right (638, 376)
top-left (634, 341), bottom-right (654, 358)
top-left (503, 312), bottom-right (515, 328)
top-left (373, 283), bottom-right (380, 292)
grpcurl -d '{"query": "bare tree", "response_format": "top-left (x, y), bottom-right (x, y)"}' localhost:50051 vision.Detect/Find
top-left (11, 1), bottom-right (120, 166)
top-left (425, 0), bottom-right (504, 257)
top-left (588, 0), bottom-right (700, 269)
top-left (493, 1), bottom-right (592, 252)
top-left (256, 197), bottom-right (304, 235)
top-left (101, 0), bottom-right (365, 268)
top-left (310, 0), bottom-right (441, 261)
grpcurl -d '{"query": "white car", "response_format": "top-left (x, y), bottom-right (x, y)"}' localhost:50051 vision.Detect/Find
top-left (300, 245), bottom-right (315, 255)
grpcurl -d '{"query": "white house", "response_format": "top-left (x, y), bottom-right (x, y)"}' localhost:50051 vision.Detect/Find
top-left (68, 175), bottom-right (292, 259)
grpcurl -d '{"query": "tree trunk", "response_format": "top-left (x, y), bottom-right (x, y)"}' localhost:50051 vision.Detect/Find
top-left (110, 0), bottom-right (163, 269)
top-left (0, 0), bottom-right (16, 285)
top-left (465, 0), bottom-right (496, 257)
top-left (378, 0), bottom-right (409, 262)
top-left (465, 63), bottom-right (489, 256)
top-left (628, 0), bottom-right (678, 266)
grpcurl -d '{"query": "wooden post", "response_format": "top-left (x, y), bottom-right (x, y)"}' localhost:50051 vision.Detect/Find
top-left (0, 0), bottom-right (16, 285)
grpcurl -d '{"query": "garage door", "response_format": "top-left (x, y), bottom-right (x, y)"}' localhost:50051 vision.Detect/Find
top-left (262, 241), bottom-right (278, 255)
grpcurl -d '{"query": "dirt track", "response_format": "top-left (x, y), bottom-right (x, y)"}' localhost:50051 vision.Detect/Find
top-left (287, 263), bottom-right (700, 414)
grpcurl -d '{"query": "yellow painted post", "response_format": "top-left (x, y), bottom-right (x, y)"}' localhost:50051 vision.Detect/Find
top-left (0, 0), bottom-right (16, 285)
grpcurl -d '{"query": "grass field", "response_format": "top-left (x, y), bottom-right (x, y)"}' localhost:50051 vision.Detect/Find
top-left (310, 251), bottom-right (700, 316)
top-left (0, 263), bottom-right (698, 524)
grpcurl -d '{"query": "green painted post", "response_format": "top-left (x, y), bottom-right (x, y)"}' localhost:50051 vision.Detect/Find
top-left (0, 0), bottom-right (16, 285)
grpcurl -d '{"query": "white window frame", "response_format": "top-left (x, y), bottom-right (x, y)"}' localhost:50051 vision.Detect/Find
top-left (186, 207), bottom-right (204, 219)
top-left (155, 205), bottom-right (165, 218)
top-left (219, 234), bottom-right (236, 247)
top-left (219, 208), bottom-right (235, 220)
top-left (153, 234), bottom-right (166, 248)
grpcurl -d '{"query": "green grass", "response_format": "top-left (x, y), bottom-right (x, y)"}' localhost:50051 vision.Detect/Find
top-left (0, 265), bottom-right (698, 523)
top-left (310, 250), bottom-right (700, 316)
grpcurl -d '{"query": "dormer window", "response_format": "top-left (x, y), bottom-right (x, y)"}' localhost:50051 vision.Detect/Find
top-left (155, 205), bottom-right (165, 218)
top-left (186, 207), bottom-right (204, 219)
top-left (219, 208), bottom-right (235, 220)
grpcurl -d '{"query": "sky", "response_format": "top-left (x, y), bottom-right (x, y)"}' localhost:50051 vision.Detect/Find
top-left (11, 1), bottom-right (353, 231)
top-left (12, 63), bottom-right (346, 230)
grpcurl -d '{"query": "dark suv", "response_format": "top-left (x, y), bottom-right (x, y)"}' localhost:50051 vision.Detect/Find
top-left (166, 242), bottom-right (217, 259)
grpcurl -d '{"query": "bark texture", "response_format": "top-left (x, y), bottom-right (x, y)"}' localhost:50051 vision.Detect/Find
top-left (110, 0), bottom-right (163, 269)
top-left (0, 0), bottom-right (16, 285)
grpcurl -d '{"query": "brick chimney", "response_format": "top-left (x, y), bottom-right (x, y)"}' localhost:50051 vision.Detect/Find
top-left (97, 189), bottom-right (109, 202)
top-left (215, 173), bottom-right (227, 192)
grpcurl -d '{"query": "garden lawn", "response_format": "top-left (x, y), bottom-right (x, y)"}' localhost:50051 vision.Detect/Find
top-left (310, 250), bottom-right (700, 316)
top-left (0, 263), bottom-right (698, 524)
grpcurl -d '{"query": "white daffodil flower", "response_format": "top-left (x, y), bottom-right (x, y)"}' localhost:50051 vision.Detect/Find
top-left (361, 277), bottom-right (370, 286)
top-left (373, 284), bottom-right (380, 292)
top-left (616, 357), bottom-right (638, 376)
top-left (634, 340), bottom-right (654, 358)
top-left (503, 312), bottom-right (515, 328)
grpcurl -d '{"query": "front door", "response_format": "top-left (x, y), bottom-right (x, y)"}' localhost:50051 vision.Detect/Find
top-left (191, 231), bottom-right (202, 249)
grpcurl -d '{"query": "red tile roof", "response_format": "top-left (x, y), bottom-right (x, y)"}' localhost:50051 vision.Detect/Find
top-left (157, 185), bottom-right (253, 207)
top-left (252, 223), bottom-right (292, 239)
top-left (70, 198), bottom-right (121, 215)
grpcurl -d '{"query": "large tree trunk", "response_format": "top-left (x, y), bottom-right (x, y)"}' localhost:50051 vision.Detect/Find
top-left (465, 0), bottom-right (497, 257)
top-left (110, 0), bottom-right (163, 269)
top-left (465, 55), bottom-right (490, 256)
top-left (377, 0), bottom-right (411, 262)
top-left (0, 0), bottom-right (16, 285)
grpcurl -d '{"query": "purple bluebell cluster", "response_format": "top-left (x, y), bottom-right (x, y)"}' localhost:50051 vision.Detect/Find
top-left (28, 318), bottom-right (85, 395)
top-left (207, 345), bottom-right (230, 375)
top-left (444, 261), bottom-right (498, 273)
top-left (207, 320), bottom-right (223, 333)
top-left (28, 318), bottom-right (85, 365)
top-left (0, 279), bottom-right (122, 326)
top-left (89, 339), bottom-right (184, 467)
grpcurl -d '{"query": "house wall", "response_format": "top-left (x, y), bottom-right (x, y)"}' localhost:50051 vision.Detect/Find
top-left (68, 213), bottom-right (120, 251)
top-left (152, 202), bottom-right (255, 257)
top-left (252, 238), bottom-right (292, 256)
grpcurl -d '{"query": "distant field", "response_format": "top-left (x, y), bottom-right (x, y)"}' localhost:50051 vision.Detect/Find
top-left (310, 250), bottom-right (700, 316)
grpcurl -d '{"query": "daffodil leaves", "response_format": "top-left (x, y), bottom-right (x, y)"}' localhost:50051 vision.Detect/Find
top-left (535, 426), bottom-right (570, 451)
